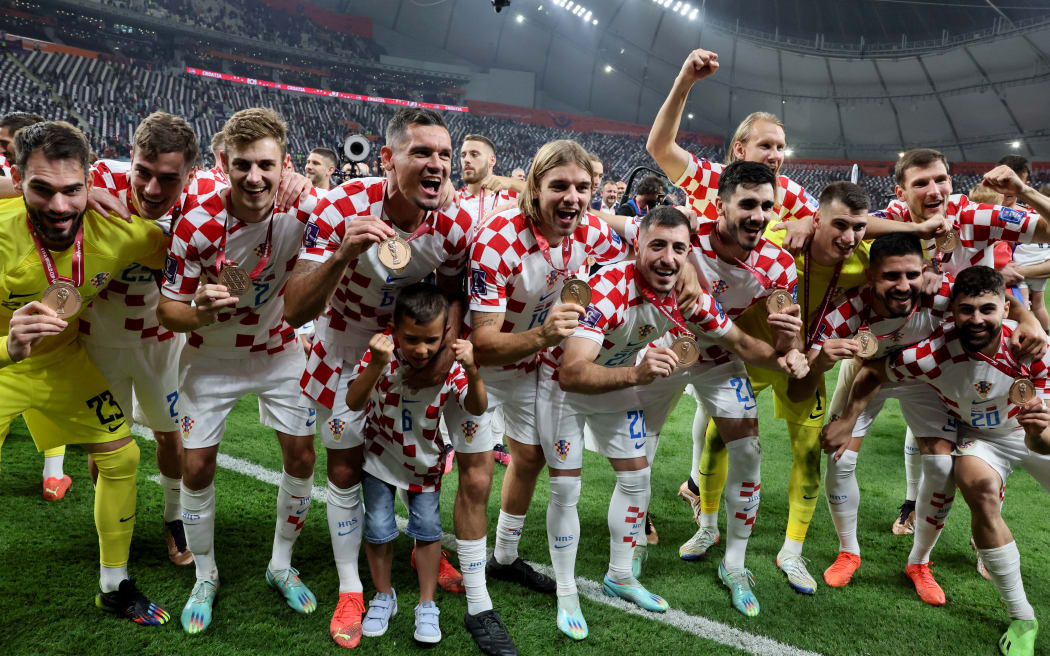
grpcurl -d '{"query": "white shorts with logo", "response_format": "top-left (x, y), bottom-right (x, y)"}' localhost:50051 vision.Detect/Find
top-left (301, 337), bottom-right (370, 451)
top-left (179, 346), bottom-right (315, 449)
top-left (85, 336), bottom-right (185, 433)
top-left (636, 358), bottom-right (756, 436)
top-left (445, 368), bottom-right (536, 453)
top-left (852, 379), bottom-right (957, 441)
top-left (954, 426), bottom-right (1050, 490)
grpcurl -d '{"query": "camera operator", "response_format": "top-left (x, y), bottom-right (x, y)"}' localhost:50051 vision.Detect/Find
top-left (615, 174), bottom-right (667, 217)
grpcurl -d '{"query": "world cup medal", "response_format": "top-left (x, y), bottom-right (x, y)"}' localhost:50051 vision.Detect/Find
top-left (1009, 378), bottom-right (1036, 405)
top-left (218, 264), bottom-right (251, 297)
top-left (671, 335), bottom-right (700, 368)
top-left (935, 228), bottom-right (959, 253)
top-left (40, 280), bottom-right (81, 317)
top-left (854, 329), bottom-right (879, 359)
top-left (378, 235), bottom-right (411, 273)
top-left (560, 278), bottom-right (592, 307)
top-left (765, 288), bottom-right (793, 315)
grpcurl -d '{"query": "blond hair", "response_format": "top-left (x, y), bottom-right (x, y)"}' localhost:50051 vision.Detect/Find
top-left (968, 183), bottom-right (1003, 205)
top-left (518, 140), bottom-right (593, 224)
top-left (222, 107), bottom-right (287, 156)
top-left (133, 112), bottom-right (198, 167)
top-left (726, 112), bottom-right (783, 164)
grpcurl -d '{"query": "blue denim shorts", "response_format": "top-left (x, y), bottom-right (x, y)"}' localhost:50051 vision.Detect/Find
top-left (361, 471), bottom-right (442, 544)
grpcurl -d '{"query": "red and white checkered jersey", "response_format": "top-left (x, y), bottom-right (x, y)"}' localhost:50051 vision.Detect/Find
top-left (457, 186), bottom-right (517, 234)
top-left (80, 163), bottom-right (223, 347)
top-left (161, 187), bottom-right (316, 357)
top-left (671, 153), bottom-right (817, 223)
top-left (354, 342), bottom-right (469, 493)
top-left (469, 209), bottom-right (630, 378)
top-left (0, 154), bottom-right (10, 178)
top-left (887, 321), bottom-right (1050, 439)
top-left (811, 273), bottom-right (954, 359)
top-left (544, 261), bottom-right (731, 374)
top-left (299, 177), bottom-right (473, 342)
top-left (876, 195), bottom-right (1039, 277)
top-left (208, 166), bottom-right (229, 186)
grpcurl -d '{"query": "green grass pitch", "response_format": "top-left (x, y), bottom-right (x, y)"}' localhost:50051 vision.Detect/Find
top-left (1, 366), bottom-right (1048, 655)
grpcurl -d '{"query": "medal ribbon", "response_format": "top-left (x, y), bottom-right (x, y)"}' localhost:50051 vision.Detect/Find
top-left (26, 216), bottom-right (84, 287)
top-left (216, 192), bottom-right (275, 280)
top-left (971, 333), bottom-right (1030, 379)
top-left (635, 269), bottom-right (692, 335)
top-left (711, 223), bottom-right (779, 291)
top-left (803, 245), bottom-right (843, 350)
top-left (530, 219), bottom-right (574, 276)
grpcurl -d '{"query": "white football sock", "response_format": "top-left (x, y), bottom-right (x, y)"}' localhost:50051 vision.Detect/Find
top-left (99, 565), bottom-right (128, 593)
top-left (547, 474), bottom-right (581, 598)
top-left (607, 467), bottom-right (651, 582)
top-left (825, 450), bottom-right (860, 555)
top-left (908, 454), bottom-right (954, 565)
top-left (181, 482), bottom-right (218, 581)
top-left (780, 536), bottom-right (804, 557)
top-left (327, 481), bottom-right (363, 593)
top-left (457, 537), bottom-right (493, 615)
top-left (270, 470), bottom-right (312, 572)
top-left (42, 454), bottom-right (64, 480)
top-left (158, 474), bottom-right (183, 524)
top-left (690, 404), bottom-right (710, 487)
top-left (904, 428), bottom-right (921, 501)
top-left (699, 511), bottom-right (718, 530)
top-left (493, 510), bottom-right (526, 565)
top-left (980, 542), bottom-right (1035, 620)
top-left (723, 436), bottom-right (761, 570)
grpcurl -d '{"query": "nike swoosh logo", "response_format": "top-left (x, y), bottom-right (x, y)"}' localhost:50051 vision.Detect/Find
top-left (44, 487), bottom-right (57, 495)
top-left (699, 471), bottom-right (714, 477)
top-left (553, 543), bottom-right (573, 549)
top-left (8, 291), bottom-right (38, 299)
top-left (385, 275), bottom-right (408, 283)
top-left (743, 504), bottom-right (758, 512)
top-left (538, 290), bottom-right (556, 303)
top-left (402, 399), bottom-right (420, 404)
top-left (107, 421), bottom-right (127, 433)
top-left (634, 441), bottom-right (646, 449)
top-left (809, 411), bottom-right (824, 419)
top-left (305, 419), bottom-right (316, 427)
top-left (337, 528), bottom-right (358, 536)
top-left (295, 508), bottom-right (308, 516)
top-left (803, 495), bottom-right (819, 500)
top-left (119, 513), bottom-right (137, 522)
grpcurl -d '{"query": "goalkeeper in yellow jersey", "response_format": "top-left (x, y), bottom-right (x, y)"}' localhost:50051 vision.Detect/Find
top-left (0, 121), bottom-right (170, 624)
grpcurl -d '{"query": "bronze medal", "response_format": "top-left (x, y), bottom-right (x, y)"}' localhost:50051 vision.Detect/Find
top-left (560, 278), bottom-right (592, 307)
top-left (1009, 378), bottom-right (1035, 405)
top-left (765, 288), bottom-right (793, 315)
top-left (854, 329), bottom-right (879, 359)
top-left (378, 236), bottom-right (412, 272)
top-left (41, 280), bottom-right (81, 317)
top-left (671, 335), bottom-right (700, 368)
top-left (935, 228), bottom-right (958, 253)
top-left (218, 264), bottom-right (251, 297)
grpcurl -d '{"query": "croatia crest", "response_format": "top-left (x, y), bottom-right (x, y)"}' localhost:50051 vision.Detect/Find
top-left (328, 418), bottom-right (346, 441)
top-left (974, 381), bottom-right (992, 398)
top-left (637, 324), bottom-right (656, 340)
top-left (180, 415), bottom-right (195, 437)
top-left (554, 439), bottom-right (571, 461)
top-left (546, 270), bottom-right (560, 289)
top-left (90, 272), bottom-right (110, 288)
top-left (461, 420), bottom-right (478, 444)
top-left (711, 279), bottom-right (729, 296)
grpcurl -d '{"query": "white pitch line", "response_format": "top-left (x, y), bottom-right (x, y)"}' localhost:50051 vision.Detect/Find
top-left (136, 424), bottom-right (824, 656)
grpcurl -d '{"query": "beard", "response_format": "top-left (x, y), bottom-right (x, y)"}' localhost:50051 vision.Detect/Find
top-left (874, 288), bottom-right (919, 318)
top-left (958, 322), bottom-right (1000, 352)
top-left (26, 200), bottom-right (82, 247)
top-left (462, 166), bottom-right (490, 185)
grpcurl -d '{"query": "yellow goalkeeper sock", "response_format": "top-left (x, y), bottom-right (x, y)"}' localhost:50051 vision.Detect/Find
top-left (697, 419), bottom-right (728, 516)
top-left (785, 421), bottom-right (821, 543)
top-left (93, 441), bottom-right (140, 569)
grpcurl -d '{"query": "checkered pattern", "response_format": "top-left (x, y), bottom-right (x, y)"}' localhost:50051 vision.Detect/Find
top-left (468, 210), bottom-right (629, 374)
top-left (457, 186), bottom-right (517, 233)
top-left (353, 341), bottom-right (470, 493)
top-left (670, 153), bottom-right (817, 224)
top-left (881, 194), bottom-right (1039, 277)
top-left (160, 181), bottom-right (315, 356)
top-left (79, 164), bottom-right (222, 347)
top-left (208, 166), bottom-right (230, 186)
top-left (810, 273), bottom-right (954, 358)
top-left (0, 153), bottom-right (10, 178)
top-left (543, 261), bottom-right (732, 374)
top-left (887, 321), bottom-right (1050, 437)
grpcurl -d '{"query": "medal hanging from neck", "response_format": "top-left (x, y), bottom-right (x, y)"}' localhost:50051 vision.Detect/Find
top-left (636, 271), bottom-right (698, 367)
top-left (377, 207), bottom-right (432, 275)
top-left (802, 243), bottom-right (843, 350)
top-left (854, 295), bottom-right (921, 359)
top-left (28, 217), bottom-right (84, 317)
top-left (971, 336), bottom-right (1035, 405)
top-left (712, 223), bottom-right (792, 313)
top-left (529, 218), bottom-right (584, 304)
top-left (216, 206), bottom-right (274, 298)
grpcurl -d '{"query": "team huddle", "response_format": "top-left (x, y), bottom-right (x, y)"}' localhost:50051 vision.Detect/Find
top-left (3, 47), bottom-right (1050, 656)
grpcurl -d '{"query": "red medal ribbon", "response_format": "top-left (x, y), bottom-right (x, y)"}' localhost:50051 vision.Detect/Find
top-left (529, 219), bottom-right (574, 276)
top-left (635, 269), bottom-right (691, 335)
top-left (858, 291), bottom-right (922, 340)
top-left (216, 193), bottom-right (275, 280)
top-left (803, 245), bottom-right (843, 350)
top-left (26, 216), bottom-right (84, 287)
top-left (971, 334), bottom-right (1030, 380)
top-left (711, 223), bottom-right (781, 291)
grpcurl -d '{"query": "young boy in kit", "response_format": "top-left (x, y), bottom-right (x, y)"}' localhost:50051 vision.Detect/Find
top-left (345, 282), bottom-right (487, 645)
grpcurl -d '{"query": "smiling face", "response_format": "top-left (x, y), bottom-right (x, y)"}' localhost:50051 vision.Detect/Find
top-left (535, 163), bottom-right (592, 241)
top-left (954, 291), bottom-right (1005, 352)
top-left (304, 153), bottom-right (333, 188)
top-left (393, 313), bottom-right (447, 369)
top-left (896, 160), bottom-right (953, 222)
top-left (734, 120), bottom-right (786, 177)
top-left (129, 149), bottom-right (190, 221)
top-left (460, 139), bottom-right (494, 186)
top-left (636, 222), bottom-right (691, 295)
top-left (714, 182), bottom-right (776, 252)
top-left (223, 136), bottom-right (283, 221)
top-left (383, 123), bottom-right (452, 211)
top-left (601, 181), bottom-right (619, 207)
top-left (813, 198), bottom-right (867, 264)
top-left (869, 253), bottom-right (924, 318)
top-left (16, 150), bottom-right (88, 249)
